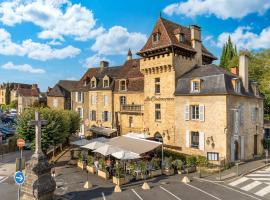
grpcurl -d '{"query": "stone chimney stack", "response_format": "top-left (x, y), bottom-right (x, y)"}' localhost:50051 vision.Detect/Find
top-left (32, 84), bottom-right (38, 89)
top-left (100, 61), bottom-right (109, 69)
top-left (239, 52), bottom-right (249, 92)
top-left (127, 48), bottom-right (132, 60)
top-left (190, 25), bottom-right (202, 65)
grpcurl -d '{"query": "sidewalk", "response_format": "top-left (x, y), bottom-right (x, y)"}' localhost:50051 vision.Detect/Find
top-left (204, 158), bottom-right (269, 181)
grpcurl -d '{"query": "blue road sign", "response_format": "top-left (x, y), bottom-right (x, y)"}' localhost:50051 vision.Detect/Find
top-left (14, 171), bottom-right (24, 185)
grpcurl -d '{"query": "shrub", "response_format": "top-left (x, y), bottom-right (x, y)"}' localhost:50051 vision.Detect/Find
top-left (197, 156), bottom-right (208, 167)
top-left (78, 151), bottom-right (83, 162)
top-left (99, 158), bottom-right (106, 171)
top-left (186, 156), bottom-right (197, 168)
top-left (173, 159), bottom-right (183, 170)
top-left (150, 158), bottom-right (160, 170)
top-left (114, 162), bottom-right (124, 178)
top-left (164, 157), bottom-right (173, 170)
top-left (87, 155), bottom-right (94, 166)
top-left (262, 139), bottom-right (270, 150)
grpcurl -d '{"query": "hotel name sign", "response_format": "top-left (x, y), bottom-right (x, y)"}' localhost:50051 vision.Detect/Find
top-left (145, 96), bottom-right (174, 102)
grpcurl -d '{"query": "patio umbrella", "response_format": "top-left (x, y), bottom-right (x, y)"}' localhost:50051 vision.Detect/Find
top-left (112, 150), bottom-right (140, 160)
top-left (93, 144), bottom-right (122, 156)
top-left (70, 139), bottom-right (91, 147)
top-left (82, 137), bottom-right (109, 150)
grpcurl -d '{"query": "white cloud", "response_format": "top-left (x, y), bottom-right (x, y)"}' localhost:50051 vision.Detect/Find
top-left (84, 54), bottom-right (110, 68)
top-left (91, 26), bottom-right (147, 55)
top-left (2, 62), bottom-right (45, 74)
top-left (0, 0), bottom-right (103, 41)
top-left (216, 26), bottom-right (270, 50)
top-left (163, 0), bottom-right (270, 19)
top-left (0, 28), bottom-right (80, 61)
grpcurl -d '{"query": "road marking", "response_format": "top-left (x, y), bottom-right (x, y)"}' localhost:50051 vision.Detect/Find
top-left (101, 192), bottom-right (106, 200)
top-left (250, 178), bottom-right (270, 181)
top-left (247, 174), bottom-right (270, 177)
top-left (186, 183), bottom-right (222, 200)
top-left (194, 177), bottom-right (262, 200)
top-left (131, 189), bottom-right (143, 200)
top-left (255, 185), bottom-right (270, 197)
top-left (0, 176), bottom-right (8, 183)
top-left (160, 186), bottom-right (182, 200)
top-left (241, 181), bottom-right (262, 191)
top-left (229, 177), bottom-right (249, 186)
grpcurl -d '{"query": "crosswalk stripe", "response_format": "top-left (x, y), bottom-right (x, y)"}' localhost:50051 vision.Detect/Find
top-left (247, 174), bottom-right (270, 177)
top-left (255, 185), bottom-right (270, 197)
top-left (229, 177), bottom-right (249, 186)
top-left (241, 181), bottom-right (262, 191)
top-left (250, 178), bottom-right (270, 181)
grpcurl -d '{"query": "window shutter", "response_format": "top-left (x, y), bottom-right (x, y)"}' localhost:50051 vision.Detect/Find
top-left (186, 130), bottom-right (190, 147)
top-left (231, 137), bottom-right (235, 162)
top-left (251, 108), bottom-right (255, 122)
top-left (102, 111), bottom-right (104, 121)
top-left (240, 136), bottom-right (245, 160)
top-left (239, 105), bottom-right (244, 125)
top-left (259, 108), bottom-right (263, 125)
top-left (234, 110), bottom-right (239, 134)
top-left (185, 105), bottom-right (190, 121)
top-left (82, 93), bottom-right (84, 103)
top-left (94, 96), bottom-right (96, 105)
top-left (199, 105), bottom-right (205, 122)
top-left (81, 108), bottom-right (84, 118)
top-left (108, 112), bottom-right (111, 122)
top-left (199, 132), bottom-right (205, 151)
top-left (89, 110), bottom-right (92, 120)
top-left (75, 92), bottom-right (78, 102)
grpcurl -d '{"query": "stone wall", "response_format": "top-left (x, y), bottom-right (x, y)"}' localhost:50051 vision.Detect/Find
top-left (47, 96), bottom-right (65, 110)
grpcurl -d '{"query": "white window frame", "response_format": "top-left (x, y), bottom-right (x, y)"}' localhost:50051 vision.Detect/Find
top-left (103, 79), bottom-right (109, 88)
top-left (77, 107), bottom-right (83, 119)
top-left (120, 96), bottom-right (126, 105)
top-left (119, 80), bottom-right (127, 91)
top-left (91, 95), bottom-right (97, 105)
top-left (77, 92), bottom-right (83, 103)
top-left (104, 95), bottom-right (109, 106)
top-left (191, 105), bottom-right (199, 120)
top-left (191, 80), bottom-right (200, 93)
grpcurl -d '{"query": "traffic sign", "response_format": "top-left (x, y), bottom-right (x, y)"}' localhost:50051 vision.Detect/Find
top-left (17, 139), bottom-right (25, 148)
top-left (14, 171), bottom-right (25, 185)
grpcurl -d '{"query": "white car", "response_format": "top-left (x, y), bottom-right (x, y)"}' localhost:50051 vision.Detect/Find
top-left (10, 109), bottom-right (17, 116)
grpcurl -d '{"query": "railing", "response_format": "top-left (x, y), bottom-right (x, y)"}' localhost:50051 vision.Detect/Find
top-left (120, 104), bottom-right (143, 112)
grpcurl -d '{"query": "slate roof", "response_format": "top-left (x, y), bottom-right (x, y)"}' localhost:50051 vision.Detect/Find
top-left (17, 87), bottom-right (40, 97)
top-left (175, 64), bottom-right (262, 98)
top-left (0, 82), bottom-right (32, 90)
top-left (48, 80), bottom-right (78, 97)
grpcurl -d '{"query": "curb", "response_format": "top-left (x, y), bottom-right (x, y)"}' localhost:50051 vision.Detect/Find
top-left (241, 163), bottom-right (270, 177)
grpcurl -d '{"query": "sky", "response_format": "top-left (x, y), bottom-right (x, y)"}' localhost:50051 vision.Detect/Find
top-left (0, 0), bottom-right (269, 91)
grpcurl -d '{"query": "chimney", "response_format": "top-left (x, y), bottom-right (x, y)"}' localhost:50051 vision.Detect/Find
top-left (231, 67), bottom-right (238, 75)
top-left (239, 52), bottom-right (249, 92)
top-left (100, 61), bottom-right (109, 69)
top-left (32, 84), bottom-right (38, 89)
top-left (190, 25), bottom-right (202, 65)
top-left (127, 48), bottom-right (132, 60)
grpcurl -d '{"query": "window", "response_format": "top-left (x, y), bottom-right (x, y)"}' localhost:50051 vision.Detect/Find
top-left (191, 81), bottom-right (200, 92)
top-left (191, 131), bottom-right (199, 148)
top-left (207, 152), bottom-right (219, 161)
top-left (180, 33), bottom-right (185, 42)
top-left (104, 95), bottom-right (109, 106)
top-left (91, 95), bottom-right (96, 105)
top-left (91, 80), bottom-right (96, 88)
top-left (89, 110), bottom-right (96, 121)
top-left (53, 98), bottom-right (58, 108)
top-left (155, 78), bottom-right (160, 94)
top-left (103, 79), bottom-right (109, 87)
top-left (77, 107), bottom-right (83, 118)
top-left (120, 80), bottom-right (126, 91)
top-left (191, 105), bottom-right (199, 120)
top-left (102, 111), bottom-right (109, 122)
top-left (77, 92), bottom-right (83, 103)
top-left (252, 107), bottom-right (258, 122)
top-left (120, 96), bottom-right (126, 105)
top-left (152, 32), bottom-right (160, 43)
top-left (129, 116), bottom-right (133, 128)
top-left (235, 80), bottom-right (241, 93)
top-left (155, 104), bottom-right (161, 121)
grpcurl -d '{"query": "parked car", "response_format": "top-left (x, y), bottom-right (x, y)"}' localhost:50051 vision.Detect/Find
top-left (10, 109), bottom-right (17, 117)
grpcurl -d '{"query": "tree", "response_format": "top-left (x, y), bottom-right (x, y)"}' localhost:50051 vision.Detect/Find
top-left (219, 36), bottom-right (238, 70)
top-left (10, 100), bottom-right (18, 109)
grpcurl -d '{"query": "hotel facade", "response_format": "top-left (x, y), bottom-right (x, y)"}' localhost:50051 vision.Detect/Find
top-left (48, 17), bottom-right (264, 163)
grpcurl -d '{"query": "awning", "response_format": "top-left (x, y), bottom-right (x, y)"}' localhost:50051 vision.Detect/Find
top-left (93, 144), bottom-right (122, 156)
top-left (112, 150), bottom-right (140, 160)
top-left (108, 136), bottom-right (162, 155)
top-left (90, 126), bottom-right (117, 137)
top-left (82, 137), bottom-right (109, 150)
top-left (70, 139), bottom-right (91, 146)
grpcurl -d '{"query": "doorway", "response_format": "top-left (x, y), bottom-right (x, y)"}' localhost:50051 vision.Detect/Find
top-left (254, 135), bottom-right (258, 155)
top-left (234, 140), bottom-right (239, 161)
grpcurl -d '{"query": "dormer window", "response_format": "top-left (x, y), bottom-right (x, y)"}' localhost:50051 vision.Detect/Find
top-left (90, 77), bottom-right (96, 88)
top-left (180, 33), bottom-right (185, 42)
top-left (251, 82), bottom-right (259, 96)
top-left (120, 80), bottom-right (127, 91)
top-left (191, 80), bottom-right (200, 93)
top-left (103, 76), bottom-right (110, 88)
top-left (152, 32), bottom-right (160, 43)
top-left (235, 79), bottom-right (241, 93)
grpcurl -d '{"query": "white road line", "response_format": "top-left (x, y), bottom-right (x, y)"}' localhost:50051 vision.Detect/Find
top-left (131, 189), bottom-right (143, 200)
top-left (160, 186), bottom-right (182, 200)
top-left (250, 178), bottom-right (270, 181)
top-left (255, 185), bottom-right (270, 197)
top-left (247, 174), bottom-right (270, 177)
top-left (229, 177), bottom-right (249, 186)
top-left (186, 183), bottom-right (222, 200)
top-left (0, 176), bottom-right (8, 183)
top-left (241, 181), bottom-right (262, 191)
top-left (101, 192), bottom-right (106, 200)
top-left (194, 177), bottom-right (262, 200)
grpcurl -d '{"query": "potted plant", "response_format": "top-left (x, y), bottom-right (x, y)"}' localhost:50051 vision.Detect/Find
top-left (186, 156), bottom-right (197, 174)
top-left (86, 155), bottom-right (96, 174)
top-left (149, 158), bottom-right (162, 177)
top-left (163, 157), bottom-right (174, 175)
top-left (97, 158), bottom-right (109, 180)
top-left (112, 163), bottom-right (129, 185)
top-left (174, 159), bottom-right (184, 174)
top-left (140, 160), bottom-right (150, 190)
top-left (77, 151), bottom-right (86, 170)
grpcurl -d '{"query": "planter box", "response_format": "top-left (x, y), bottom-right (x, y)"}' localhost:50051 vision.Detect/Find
top-left (77, 161), bottom-right (86, 170)
top-left (150, 169), bottom-right (162, 177)
top-left (177, 169), bottom-right (186, 174)
top-left (98, 170), bottom-right (109, 180)
top-left (112, 176), bottom-right (129, 185)
top-left (68, 159), bottom-right (78, 165)
top-left (86, 165), bottom-right (96, 174)
top-left (162, 168), bottom-right (174, 176)
top-left (185, 166), bottom-right (196, 173)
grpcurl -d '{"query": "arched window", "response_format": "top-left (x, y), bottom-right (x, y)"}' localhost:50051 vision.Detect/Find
top-left (154, 132), bottom-right (163, 143)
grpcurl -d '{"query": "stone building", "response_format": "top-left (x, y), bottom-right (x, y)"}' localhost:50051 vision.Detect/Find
top-left (56, 17), bottom-right (263, 162)
top-left (47, 80), bottom-right (78, 110)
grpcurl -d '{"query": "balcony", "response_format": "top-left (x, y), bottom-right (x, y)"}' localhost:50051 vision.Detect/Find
top-left (120, 104), bottom-right (143, 113)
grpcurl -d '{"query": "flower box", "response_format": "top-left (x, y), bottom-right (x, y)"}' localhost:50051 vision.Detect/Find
top-left (150, 169), bottom-right (162, 177)
top-left (77, 160), bottom-right (86, 170)
top-left (98, 170), bottom-right (109, 180)
top-left (162, 168), bottom-right (174, 176)
top-left (86, 165), bottom-right (96, 174)
top-left (112, 176), bottom-right (129, 186)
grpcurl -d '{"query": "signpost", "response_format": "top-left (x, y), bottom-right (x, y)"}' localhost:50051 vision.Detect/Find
top-left (16, 139), bottom-right (25, 171)
top-left (14, 171), bottom-right (25, 200)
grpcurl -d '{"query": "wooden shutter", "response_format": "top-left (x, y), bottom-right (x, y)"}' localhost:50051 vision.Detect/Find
top-left (199, 105), bottom-right (205, 122)
top-left (186, 130), bottom-right (190, 147)
top-left (259, 108), bottom-right (264, 125)
top-left (81, 92), bottom-right (84, 103)
top-left (239, 105), bottom-right (244, 125)
top-left (199, 132), bottom-right (205, 151)
top-left (240, 136), bottom-right (245, 160)
top-left (108, 112), bottom-right (111, 122)
top-left (81, 108), bottom-right (84, 119)
top-left (231, 137), bottom-right (235, 162)
top-left (75, 92), bottom-right (78, 102)
top-left (89, 110), bottom-right (92, 120)
top-left (234, 110), bottom-right (239, 134)
top-left (185, 105), bottom-right (190, 121)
